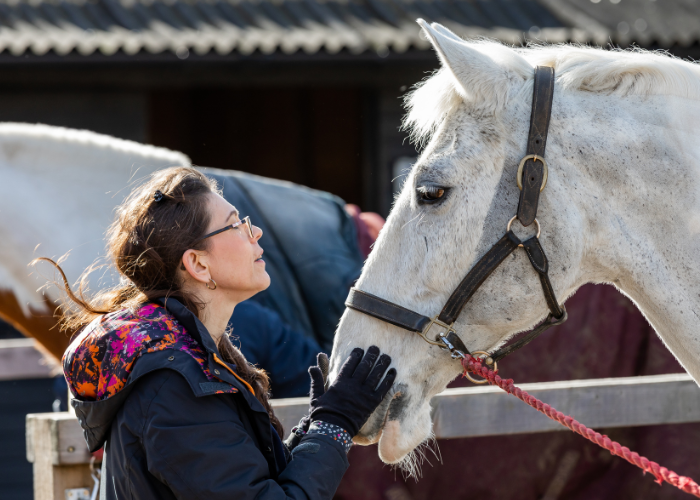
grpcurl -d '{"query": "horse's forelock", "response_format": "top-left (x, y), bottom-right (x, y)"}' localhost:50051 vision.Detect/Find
top-left (402, 69), bottom-right (463, 147)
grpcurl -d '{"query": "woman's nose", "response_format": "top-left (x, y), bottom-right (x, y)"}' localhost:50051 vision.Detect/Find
top-left (252, 225), bottom-right (263, 241)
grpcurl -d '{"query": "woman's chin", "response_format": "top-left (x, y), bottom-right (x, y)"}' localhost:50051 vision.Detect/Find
top-left (256, 270), bottom-right (271, 291)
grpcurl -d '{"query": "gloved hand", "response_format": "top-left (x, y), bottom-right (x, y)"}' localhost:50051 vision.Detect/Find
top-left (308, 346), bottom-right (396, 437)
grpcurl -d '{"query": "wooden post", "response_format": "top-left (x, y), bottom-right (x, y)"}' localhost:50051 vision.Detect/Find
top-left (26, 413), bottom-right (96, 500)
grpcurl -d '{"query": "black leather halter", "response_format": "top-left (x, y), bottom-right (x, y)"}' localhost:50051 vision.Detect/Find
top-left (345, 67), bottom-right (567, 374)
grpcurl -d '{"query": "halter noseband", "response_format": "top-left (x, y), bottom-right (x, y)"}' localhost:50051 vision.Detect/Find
top-left (345, 67), bottom-right (567, 383)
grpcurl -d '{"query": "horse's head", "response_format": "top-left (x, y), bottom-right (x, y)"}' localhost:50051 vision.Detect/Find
top-left (330, 22), bottom-right (585, 465)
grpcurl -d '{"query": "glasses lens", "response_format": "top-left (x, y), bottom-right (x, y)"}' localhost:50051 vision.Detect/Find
top-left (244, 216), bottom-right (254, 238)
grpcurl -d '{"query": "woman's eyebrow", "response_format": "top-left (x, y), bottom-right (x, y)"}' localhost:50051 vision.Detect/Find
top-left (227, 209), bottom-right (239, 221)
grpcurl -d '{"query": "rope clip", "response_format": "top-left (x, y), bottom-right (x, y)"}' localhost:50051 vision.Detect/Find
top-left (438, 334), bottom-right (465, 360)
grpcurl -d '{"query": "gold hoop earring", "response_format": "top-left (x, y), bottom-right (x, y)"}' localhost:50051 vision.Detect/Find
top-left (206, 278), bottom-right (217, 290)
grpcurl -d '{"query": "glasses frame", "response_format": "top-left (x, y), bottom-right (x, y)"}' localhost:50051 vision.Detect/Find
top-left (194, 216), bottom-right (254, 244)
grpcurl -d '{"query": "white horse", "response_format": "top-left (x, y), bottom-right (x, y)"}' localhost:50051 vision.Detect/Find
top-left (330, 20), bottom-right (700, 467)
top-left (0, 123), bottom-right (189, 356)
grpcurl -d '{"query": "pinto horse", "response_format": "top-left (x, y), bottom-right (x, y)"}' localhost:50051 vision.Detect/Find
top-left (331, 20), bottom-right (700, 466)
top-left (0, 123), bottom-right (188, 358)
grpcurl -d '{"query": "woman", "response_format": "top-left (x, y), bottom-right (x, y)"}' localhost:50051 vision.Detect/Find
top-left (47, 167), bottom-right (395, 499)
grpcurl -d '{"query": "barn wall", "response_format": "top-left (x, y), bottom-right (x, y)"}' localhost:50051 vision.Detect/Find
top-left (147, 87), bottom-right (366, 207)
top-left (0, 91), bottom-right (147, 142)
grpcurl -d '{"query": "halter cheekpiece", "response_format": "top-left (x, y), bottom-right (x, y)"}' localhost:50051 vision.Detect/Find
top-left (345, 66), bottom-right (567, 383)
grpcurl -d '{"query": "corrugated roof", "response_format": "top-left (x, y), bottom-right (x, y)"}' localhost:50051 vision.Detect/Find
top-left (0, 0), bottom-right (565, 56)
top-left (0, 0), bottom-right (692, 57)
top-left (543, 0), bottom-right (700, 48)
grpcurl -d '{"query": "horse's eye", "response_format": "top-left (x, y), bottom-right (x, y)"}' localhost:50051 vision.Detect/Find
top-left (417, 186), bottom-right (447, 204)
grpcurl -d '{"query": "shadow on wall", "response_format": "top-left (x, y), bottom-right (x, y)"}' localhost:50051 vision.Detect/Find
top-left (0, 92), bottom-right (146, 143)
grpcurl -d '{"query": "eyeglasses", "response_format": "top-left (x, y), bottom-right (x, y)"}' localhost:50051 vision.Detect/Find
top-left (194, 216), bottom-right (254, 244)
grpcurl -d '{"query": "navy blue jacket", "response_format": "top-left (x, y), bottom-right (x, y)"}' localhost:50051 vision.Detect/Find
top-left (67, 298), bottom-right (348, 500)
top-left (231, 301), bottom-right (324, 399)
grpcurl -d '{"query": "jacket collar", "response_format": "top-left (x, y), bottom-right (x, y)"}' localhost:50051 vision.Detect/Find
top-left (155, 296), bottom-right (219, 354)
top-left (154, 297), bottom-right (264, 411)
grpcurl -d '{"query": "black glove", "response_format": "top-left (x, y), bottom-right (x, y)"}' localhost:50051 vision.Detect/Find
top-left (308, 346), bottom-right (396, 437)
top-left (284, 415), bottom-right (310, 451)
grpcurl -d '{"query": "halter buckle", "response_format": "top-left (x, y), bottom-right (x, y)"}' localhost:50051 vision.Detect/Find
top-left (516, 154), bottom-right (548, 192)
top-left (417, 316), bottom-right (456, 347)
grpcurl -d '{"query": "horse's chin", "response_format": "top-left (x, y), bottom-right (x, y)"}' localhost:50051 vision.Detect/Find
top-left (353, 419), bottom-right (423, 464)
top-left (352, 386), bottom-right (432, 463)
top-left (374, 396), bottom-right (433, 464)
top-left (377, 420), bottom-right (430, 464)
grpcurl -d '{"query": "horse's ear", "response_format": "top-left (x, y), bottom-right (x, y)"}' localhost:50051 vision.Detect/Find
top-left (417, 19), bottom-right (531, 112)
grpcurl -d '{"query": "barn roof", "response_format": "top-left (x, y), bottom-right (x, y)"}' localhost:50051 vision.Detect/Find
top-left (0, 0), bottom-right (694, 57)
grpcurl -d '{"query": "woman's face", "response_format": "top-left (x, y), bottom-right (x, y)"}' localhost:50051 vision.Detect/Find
top-left (201, 193), bottom-right (270, 301)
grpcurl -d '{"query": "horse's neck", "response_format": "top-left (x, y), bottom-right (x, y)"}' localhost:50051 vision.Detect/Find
top-left (558, 92), bottom-right (700, 380)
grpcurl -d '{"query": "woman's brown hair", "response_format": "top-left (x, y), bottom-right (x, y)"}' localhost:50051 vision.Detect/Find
top-left (36, 166), bottom-right (283, 435)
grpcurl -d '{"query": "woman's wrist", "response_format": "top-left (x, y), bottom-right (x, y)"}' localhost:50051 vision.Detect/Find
top-left (309, 408), bottom-right (358, 436)
top-left (305, 421), bottom-right (352, 453)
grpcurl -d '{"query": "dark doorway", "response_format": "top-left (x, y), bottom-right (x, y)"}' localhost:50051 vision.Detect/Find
top-left (148, 88), bottom-right (364, 206)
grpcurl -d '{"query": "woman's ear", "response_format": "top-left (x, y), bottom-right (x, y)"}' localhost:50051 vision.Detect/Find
top-left (181, 249), bottom-right (210, 284)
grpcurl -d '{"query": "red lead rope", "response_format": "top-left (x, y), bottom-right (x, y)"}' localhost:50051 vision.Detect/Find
top-left (462, 355), bottom-right (700, 497)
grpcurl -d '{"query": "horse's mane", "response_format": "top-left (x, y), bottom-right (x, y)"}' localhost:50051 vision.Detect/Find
top-left (0, 122), bottom-right (190, 168)
top-left (404, 42), bottom-right (700, 145)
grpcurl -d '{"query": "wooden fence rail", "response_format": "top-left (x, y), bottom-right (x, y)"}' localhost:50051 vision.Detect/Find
top-left (26, 373), bottom-right (700, 499)
top-left (0, 338), bottom-right (60, 381)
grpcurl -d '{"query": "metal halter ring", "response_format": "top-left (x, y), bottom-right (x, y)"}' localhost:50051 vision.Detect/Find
top-left (516, 154), bottom-right (548, 192)
top-left (507, 216), bottom-right (540, 248)
top-left (464, 350), bottom-right (498, 385)
top-left (417, 316), bottom-right (456, 347)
